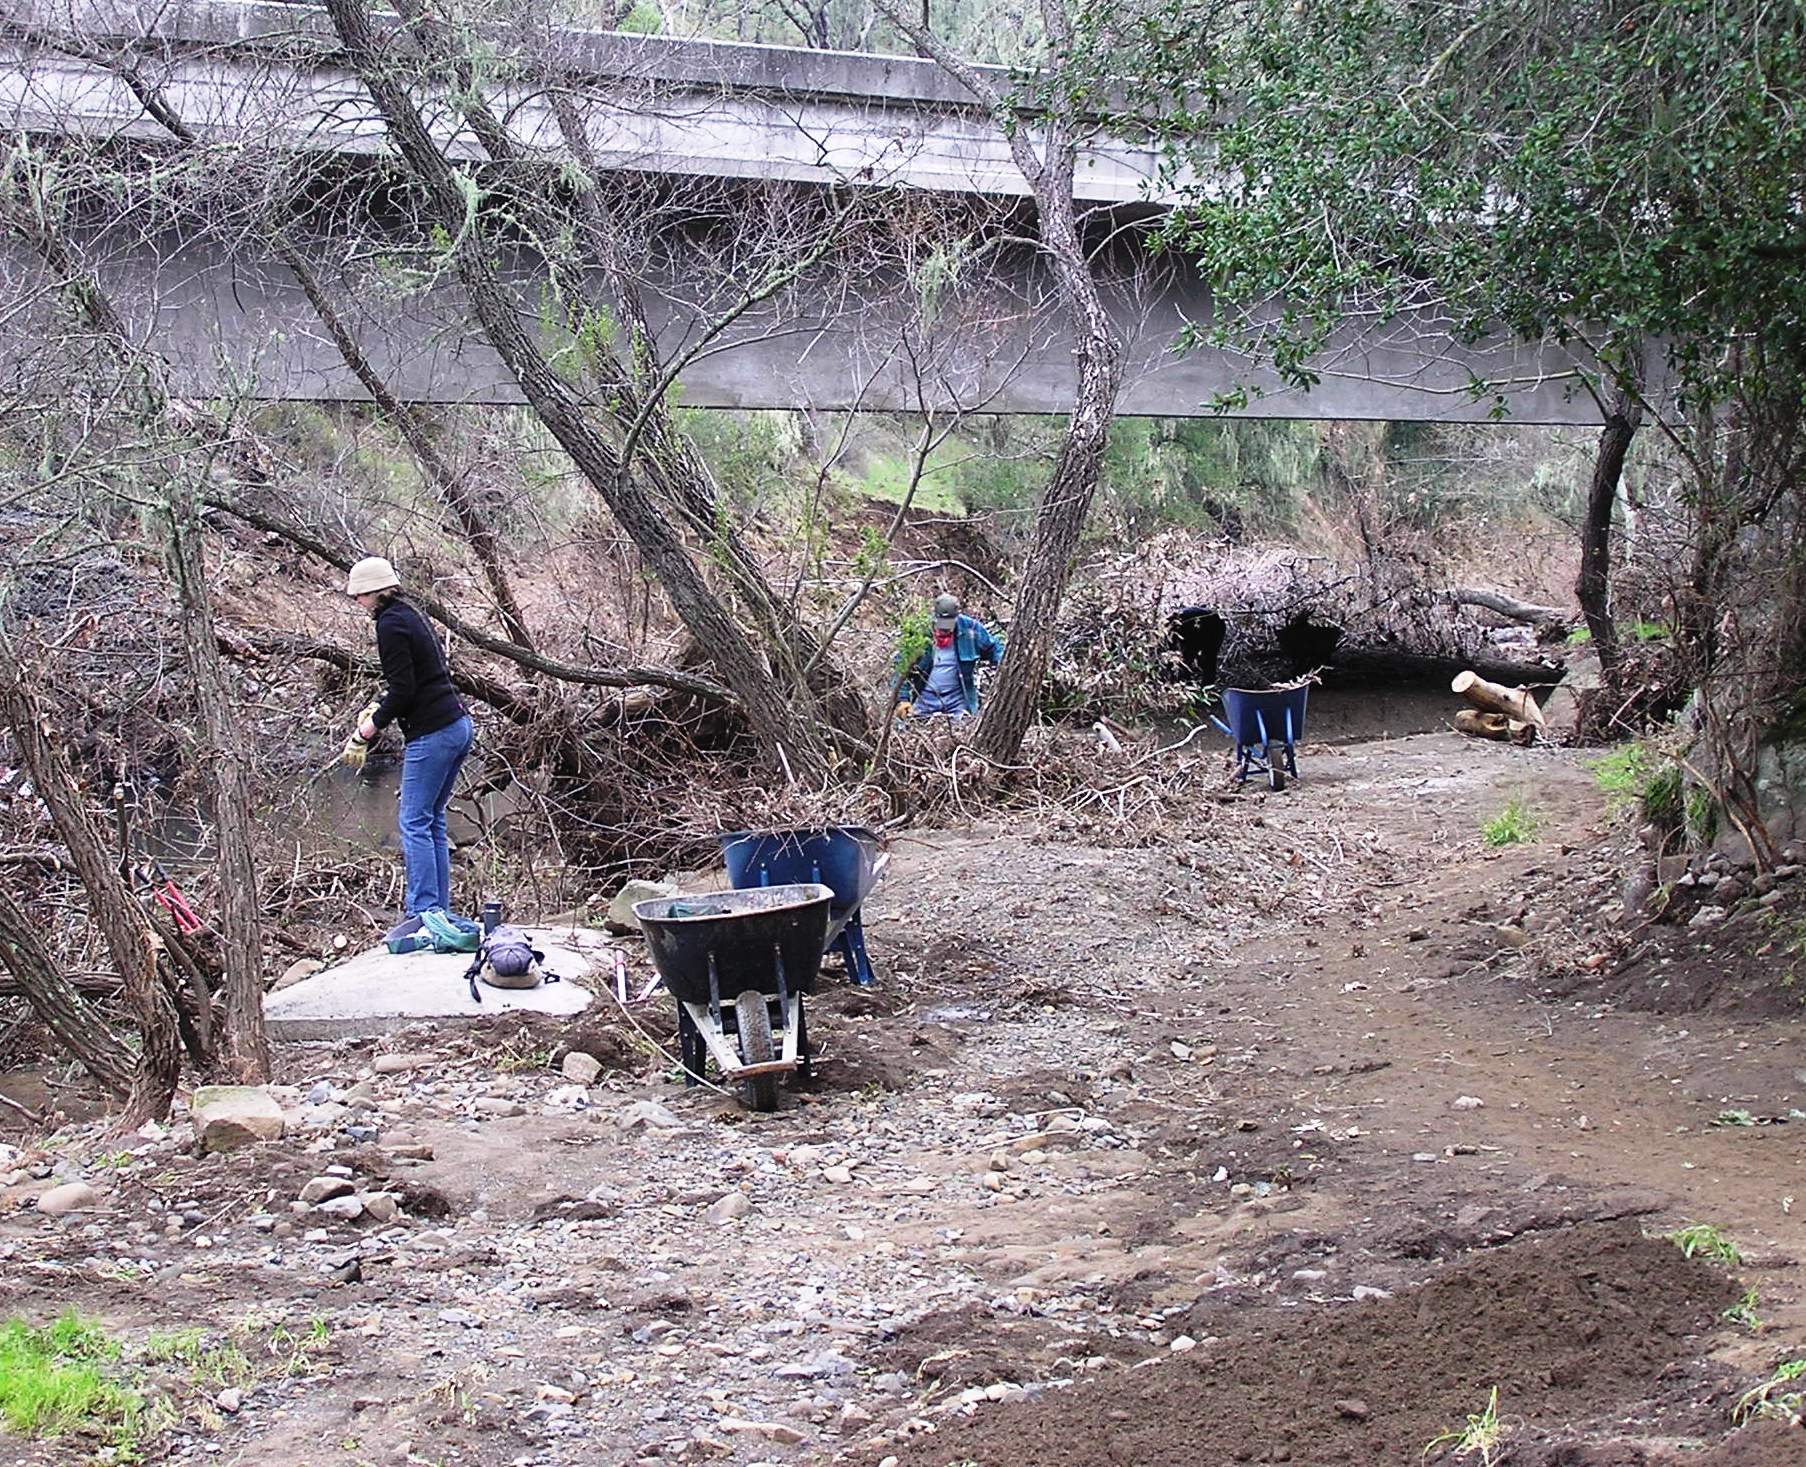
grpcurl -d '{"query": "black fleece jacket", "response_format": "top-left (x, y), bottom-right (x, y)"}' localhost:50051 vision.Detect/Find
top-left (371, 597), bottom-right (465, 740)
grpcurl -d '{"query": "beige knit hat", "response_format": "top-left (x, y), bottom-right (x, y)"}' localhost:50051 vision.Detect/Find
top-left (345, 556), bottom-right (401, 596)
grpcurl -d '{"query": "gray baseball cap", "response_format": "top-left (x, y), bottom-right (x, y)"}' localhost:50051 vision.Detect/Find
top-left (932, 593), bottom-right (961, 630)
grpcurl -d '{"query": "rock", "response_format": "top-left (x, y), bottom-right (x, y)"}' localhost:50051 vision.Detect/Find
top-left (1753, 872), bottom-right (1778, 896)
top-left (37, 1181), bottom-right (99, 1215)
top-left (1716, 878), bottom-right (1747, 904)
top-left (704, 1192), bottom-right (752, 1224)
top-left (471, 1097), bottom-right (525, 1119)
top-left (215, 1387), bottom-right (243, 1414)
top-left (274, 958), bottom-right (325, 992)
top-left (1688, 905), bottom-right (1727, 929)
top-left (1168, 1336), bottom-right (1197, 1352)
top-left (615, 1100), bottom-right (687, 1131)
top-left (315, 1195), bottom-right (365, 1221)
top-left (1334, 1399), bottom-right (1370, 1421)
top-left (372, 1052), bottom-right (439, 1075)
top-left (299, 1177), bottom-right (355, 1206)
top-left (1351, 1285), bottom-right (1391, 1302)
top-left (1657, 854), bottom-right (1689, 886)
top-left (606, 879), bottom-right (678, 934)
top-left (360, 1192), bottom-right (401, 1225)
top-left (561, 1051), bottom-right (603, 1085)
top-left (1451, 1095), bottom-right (1485, 1110)
top-left (192, 1086), bottom-right (286, 1153)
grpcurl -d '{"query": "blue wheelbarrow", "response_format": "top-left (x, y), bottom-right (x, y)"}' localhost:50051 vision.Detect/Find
top-left (719, 827), bottom-right (887, 986)
top-left (1211, 685), bottom-right (1308, 791)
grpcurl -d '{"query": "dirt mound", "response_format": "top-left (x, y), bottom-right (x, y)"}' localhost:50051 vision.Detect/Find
top-left (896, 1222), bottom-right (1737, 1467)
top-left (1683, 1419), bottom-right (1806, 1465)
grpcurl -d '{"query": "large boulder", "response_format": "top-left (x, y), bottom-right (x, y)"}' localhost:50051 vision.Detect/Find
top-left (605, 879), bottom-right (677, 934)
top-left (191, 1086), bottom-right (287, 1153)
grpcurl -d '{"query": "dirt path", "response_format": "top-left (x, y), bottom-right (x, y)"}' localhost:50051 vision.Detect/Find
top-left (3, 732), bottom-right (1803, 1466)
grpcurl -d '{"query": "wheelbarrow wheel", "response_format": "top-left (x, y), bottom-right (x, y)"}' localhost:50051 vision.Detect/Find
top-left (733, 989), bottom-right (780, 1112)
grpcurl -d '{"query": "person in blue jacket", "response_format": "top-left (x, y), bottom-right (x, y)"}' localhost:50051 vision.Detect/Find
top-left (895, 593), bottom-right (1003, 719)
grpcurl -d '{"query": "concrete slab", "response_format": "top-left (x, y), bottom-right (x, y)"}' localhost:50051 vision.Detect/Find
top-left (265, 926), bottom-right (607, 1040)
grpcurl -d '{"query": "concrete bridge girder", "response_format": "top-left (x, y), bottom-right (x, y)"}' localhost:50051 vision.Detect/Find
top-left (0, 0), bottom-right (1612, 424)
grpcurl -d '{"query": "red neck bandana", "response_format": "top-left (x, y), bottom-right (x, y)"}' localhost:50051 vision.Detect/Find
top-left (934, 628), bottom-right (955, 648)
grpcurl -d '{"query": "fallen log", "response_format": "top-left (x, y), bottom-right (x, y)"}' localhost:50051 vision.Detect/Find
top-left (1447, 586), bottom-right (1572, 628)
top-left (1452, 670), bottom-right (1545, 729)
top-left (1454, 708), bottom-right (1536, 745)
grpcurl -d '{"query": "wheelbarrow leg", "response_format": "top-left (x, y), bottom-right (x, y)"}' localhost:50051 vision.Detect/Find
top-left (837, 916), bottom-right (876, 986)
top-left (676, 1005), bottom-right (705, 1086)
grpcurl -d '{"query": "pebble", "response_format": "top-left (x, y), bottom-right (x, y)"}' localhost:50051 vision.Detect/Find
top-left (561, 1051), bottom-right (603, 1085)
top-left (315, 1195), bottom-right (364, 1221)
top-left (472, 1098), bottom-right (526, 1118)
top-left (36, 1182), bottom-right (100, 1216)
top-left (300, 1177), bottom-right (355, 1206)
top-left (372, 1052), bottom-right (439, 1074)
top-left (1334, 1398), bottom-right (1370, 1421)
top-left (1351, 1285), bottom-right (1392, 1302)
top-left (216, 1387), bottom-right (243, 1414)
top-left (704, 1192), bottom-right (752, 1224)
top-left (1451, 1096), bottom-right (1485, 1110)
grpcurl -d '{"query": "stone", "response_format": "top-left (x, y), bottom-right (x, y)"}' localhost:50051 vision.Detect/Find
top-left (704, 1192), bottom-right (752, 1223)
top-left (1688, 905), bottom-right (1727, 929)
top-left (1657, 854), bottom-right (1689, 886)
top-left (316, 1195), bottom-right (365, 1220)
top-left (1351, 1285), bottom-right (1391, 1302)
top-left (274, 958), bottom-right (325, 991)
top-left (1334, 1399), bottom-right (1370, 1421)
top-left (606, 879), bottom-right (679, 934)
top-left (616, 1100), bottom-right (687, 1131)
top-left (215, 1387), bottom-right (243, 1414)
top-left (299, 1177), bottom-right (355, 1206)
top-left (360, 1192), bottom-right (401, 1224)
top-left (192, 1086), bottom-right (286, 1153)
top-left (1168, 1336), bottom-right (1197, 1352)
top-left (1716, 878), bottom-right (1747, 904)
top-left (561, 1051), bottom-right (603, 1085)
top-left (472, 1097), bottom-right (525, 1118)
top-left (1451, 1095), bottom-right (1485, 1110)
top-left (36, 1181), bottom-right (99, 1215)
top-left (373, 1052), bottom-right (439, 1075)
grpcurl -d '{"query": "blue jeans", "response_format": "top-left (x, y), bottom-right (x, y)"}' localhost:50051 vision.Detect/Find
top-left (398, 716), bottom-right (472, 915)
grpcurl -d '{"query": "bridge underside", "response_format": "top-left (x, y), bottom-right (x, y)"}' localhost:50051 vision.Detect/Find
top-left (1, 219), bottom-right (1606, 425)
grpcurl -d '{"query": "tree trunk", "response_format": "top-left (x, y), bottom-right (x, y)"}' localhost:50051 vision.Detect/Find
top-left (1575, 380), bottom-right (1643, 669)
top-left (0, 884), bottom-right (134, 1096)
top-left (0, 663), bottom-right (183, 1125)
top-left (164, 486), bottom-right (271, 1083)
top-left (322, 0), bottom-right (831, 782)
top-left (973, 198), bottom-right (1122, 764)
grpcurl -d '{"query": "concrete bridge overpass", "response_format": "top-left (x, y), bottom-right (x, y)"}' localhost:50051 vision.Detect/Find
top-left (0, 0), bottom-right (1610, 423)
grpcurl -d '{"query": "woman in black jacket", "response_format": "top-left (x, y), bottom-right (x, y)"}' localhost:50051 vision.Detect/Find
top-left (343, 556), bottom-right (473, 917)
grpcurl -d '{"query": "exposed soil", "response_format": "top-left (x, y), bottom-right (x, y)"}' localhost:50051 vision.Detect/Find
top-left (3, 731), bottom-right (1805, 1466)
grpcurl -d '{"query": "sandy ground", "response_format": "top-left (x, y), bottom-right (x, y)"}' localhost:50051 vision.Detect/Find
top-left (3, 731), bottom-right (1804, 1466)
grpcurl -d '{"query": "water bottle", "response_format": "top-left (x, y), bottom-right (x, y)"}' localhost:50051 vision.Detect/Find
top-left (481, 900), bottom-right (503, 935)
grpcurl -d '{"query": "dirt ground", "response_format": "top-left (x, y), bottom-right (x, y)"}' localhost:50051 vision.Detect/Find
top-left (3, 731), bottom-right (1805, 1466)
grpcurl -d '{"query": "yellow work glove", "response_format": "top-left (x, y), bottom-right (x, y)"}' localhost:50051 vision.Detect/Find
top-left (895, 701), bottom-right (913, 719)
top-left (341, 700), bottom-right (380, 770)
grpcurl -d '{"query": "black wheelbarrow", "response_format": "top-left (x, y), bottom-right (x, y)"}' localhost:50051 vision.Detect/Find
top-left (719, 827), bottom-right (887, 986)
top-left (1211, 684), bottom-right (1309, 791)
top-left (634, 882), bottom-right (831, 1112)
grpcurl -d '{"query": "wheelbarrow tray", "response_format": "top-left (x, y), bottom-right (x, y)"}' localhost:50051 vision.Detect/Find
top-left (1221, 685), bottom-right (1309, 746)
top-left (720, 827), bottom-right (887, 985)
top-left (633, 882), bottom-right (832, 1008)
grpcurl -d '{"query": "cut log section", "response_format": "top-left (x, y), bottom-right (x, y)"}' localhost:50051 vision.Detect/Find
top-left (1452, 670), bottom-right (1545, 729)
top-left (1453, 708), bottom-right (1536, 745)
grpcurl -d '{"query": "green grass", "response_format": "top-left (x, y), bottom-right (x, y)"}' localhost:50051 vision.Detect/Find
top-left (1666, 1222), bottom-right (1743, 1268)
top-left (1735, 1358), bottom-right (1806, 1425)
top-left (1591, 742), bottom-right (1653, 813)
top-left (0, 1313), bottom-right (140, 1451)
top-left (1724, 1287), bottom-right (1765, 1329)
top-left (852, 451), bottom-right (966, 515)
top-left (1423, 1385), bottom-right (1507, 1464)
top-left (1481, 797), bottom-right (1538, 847)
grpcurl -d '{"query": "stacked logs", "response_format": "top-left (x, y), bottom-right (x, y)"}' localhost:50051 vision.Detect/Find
top-left (1451, 670), bottom-right (1545, 745)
